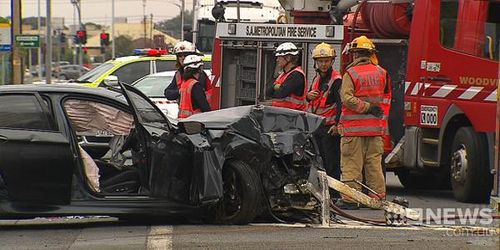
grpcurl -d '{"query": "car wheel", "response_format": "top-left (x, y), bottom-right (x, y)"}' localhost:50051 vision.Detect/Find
top-left (213, 160), bottom-right (262, 225)
top-left (59, 74), bottom-right (67, 80)
top-left (450, 127), bottom-right (492, 203)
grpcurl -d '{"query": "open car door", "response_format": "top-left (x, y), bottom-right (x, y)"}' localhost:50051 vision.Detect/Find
top-left (118, 83), bottom-right (173, 193)
top-left (119, 83), bottom-right (222, 204)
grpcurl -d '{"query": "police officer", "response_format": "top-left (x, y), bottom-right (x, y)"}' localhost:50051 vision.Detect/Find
top-left (178, 55), bottom-right (211, 118)
top-left (336, 36), bottom-right (391, 209)
top-left (266, 42), bottom-right (307, 111)
top-left (307, 43), bottom-right (342, 190)
top-left (164, 41), bottom-right (212, 103)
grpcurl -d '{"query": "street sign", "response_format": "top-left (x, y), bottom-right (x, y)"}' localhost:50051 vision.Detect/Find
top-left (0, 23), bottom-right (11, 52)
top-left (0, 45), bottom-right (11, 52)
top-left (15, 35), bottom-right (40, 48)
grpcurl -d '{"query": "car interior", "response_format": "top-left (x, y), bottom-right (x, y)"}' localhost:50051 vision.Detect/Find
top-left (63, 99), bottom-right (144, 195)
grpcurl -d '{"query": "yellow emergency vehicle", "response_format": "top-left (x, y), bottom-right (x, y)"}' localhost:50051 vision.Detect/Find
top-left (75, 49), bottom-right (211, 88)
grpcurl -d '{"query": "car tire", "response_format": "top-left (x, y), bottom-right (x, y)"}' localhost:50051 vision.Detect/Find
top-left (213, 160), bottom-right (262, 225)
top-left (59, 74), bottom-right (67, 80)
top-left (450, 127), bottom-right (492, 203)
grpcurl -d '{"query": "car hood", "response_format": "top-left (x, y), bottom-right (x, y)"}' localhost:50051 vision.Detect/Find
top-left (181, 105), bottom-right (324, 155)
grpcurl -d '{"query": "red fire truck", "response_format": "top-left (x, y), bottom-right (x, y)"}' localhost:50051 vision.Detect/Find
top-left (210, 0), bottom-right (500, 203)
top-left (494, 81), bottom-right (500, 214)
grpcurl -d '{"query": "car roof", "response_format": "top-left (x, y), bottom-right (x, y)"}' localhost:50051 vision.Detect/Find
top-left (147, 70), bottom-right (177, 77)
top-left (146, 69), bottom-right (212, 77)
top-left (109, 54), bottom-right (211, 64)
top-left (60, 64), bottom-right (81, 68)
top-left (0, 84), bottom-right (126, 103)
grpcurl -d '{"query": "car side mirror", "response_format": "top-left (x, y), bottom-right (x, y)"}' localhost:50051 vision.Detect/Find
top-left (179, 121), bottom-right (205, 135)
top-left (103, 75), bottom-right (119, 87)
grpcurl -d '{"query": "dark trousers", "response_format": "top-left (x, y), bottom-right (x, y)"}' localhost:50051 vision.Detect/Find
top-left (314, 124), bottom-right (341, 197)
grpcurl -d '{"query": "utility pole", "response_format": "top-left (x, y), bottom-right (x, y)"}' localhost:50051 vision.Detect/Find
top-left (181, 0), bottom-right (185, 41)
top-left (38, 0), bottom-right (43, 78)
top-left (112, 0), bottom-right (115, 58)
top-left (12, 0), bottom-right (22, 84)
top-left (150, 14), bottom-right (153, 43)
top-left (78, 2), bottom-right (83, 68)
top-left (45, 0), bottom-right (52, 84)
top-left (73, 4), bottom-right (76, 64)
top-left (192, 0), bottom-right (197, 45)
top-left (71, 0), bottom-right (83, 68)
top-left (143, 0), bottom-right (147, 47)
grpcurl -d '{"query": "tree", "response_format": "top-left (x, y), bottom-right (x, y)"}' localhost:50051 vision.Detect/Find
top-left (84, 22), bottom-right (103, 30)
top-left (106, 35), bottom-right (134, 58)
top-left (155, 11), bottom-right (193, 39)
top-left (22, 17), bottom-right (46, 29)
top-left (0, 16), bottom-right (10, 24)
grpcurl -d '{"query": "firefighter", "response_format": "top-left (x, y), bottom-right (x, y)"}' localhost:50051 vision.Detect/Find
top-left (178, 55), bottom-right (211, 118)
top-left (164, 41), bottom-right (212, 102)
top-left (336, 36), bottom-right (391, 209)
top-left (266, 42), bottom-right (307, 111)
top-left (307, 43), bottom-right (342, 191)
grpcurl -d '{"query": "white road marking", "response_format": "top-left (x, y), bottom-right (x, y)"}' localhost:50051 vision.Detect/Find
top-left (147, 226), bottom-right (173, 250)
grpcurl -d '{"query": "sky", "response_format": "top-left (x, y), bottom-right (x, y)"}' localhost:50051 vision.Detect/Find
top-left (0, 0), bottom-right (196, 25)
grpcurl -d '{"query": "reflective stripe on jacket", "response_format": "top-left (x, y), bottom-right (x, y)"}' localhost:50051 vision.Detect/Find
top-left (271, 66), bottom-right (307, 111)
top-left (308, 69), bottom-right (342, 125)
top-left (176, 70), bottom-right (213, 103)
top-left (179, 78), bottom-right (201, 118)
top-left (340, 64), bottom-right (389, 136)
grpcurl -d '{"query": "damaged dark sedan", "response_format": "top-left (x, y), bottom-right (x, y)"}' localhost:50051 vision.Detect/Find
top-left (0, 84), bottom-right (325, 224)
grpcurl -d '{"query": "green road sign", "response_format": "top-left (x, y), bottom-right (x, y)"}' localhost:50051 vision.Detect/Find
top-left (15, 35), bottom-right (40, 48)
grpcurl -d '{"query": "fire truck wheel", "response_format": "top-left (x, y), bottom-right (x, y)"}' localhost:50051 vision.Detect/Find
top-left (212, 160), bottom-right (262, 224)
top-left (450, 127), bottom-right (492, 203)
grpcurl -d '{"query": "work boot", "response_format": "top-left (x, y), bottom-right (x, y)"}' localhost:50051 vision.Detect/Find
top-left (334, 199), bottom-right (360, 210)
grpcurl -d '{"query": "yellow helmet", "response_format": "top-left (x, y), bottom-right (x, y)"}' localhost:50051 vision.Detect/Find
top-left (312, 43), bottom-right (336, 59)
top-left (348, 35), bottom-right (376, 51)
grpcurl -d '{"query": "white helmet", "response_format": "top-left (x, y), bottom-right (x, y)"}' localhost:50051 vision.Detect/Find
top-left (173, 40), bottom-right (196, 55)
top-left (275, 42), bottom-right (300, 56)
top-left (183, 55), bottom-right (204, 70)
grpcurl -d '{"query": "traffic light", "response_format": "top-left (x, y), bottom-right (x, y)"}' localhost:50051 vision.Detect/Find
top-left (100, 32), bottom-right (110, 46)
top-left (76, 30), bottom-right (87, 44)
top-left (59, 32), bottom-right (66, 43)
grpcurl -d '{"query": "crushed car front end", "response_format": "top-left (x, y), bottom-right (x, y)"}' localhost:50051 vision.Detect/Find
top-left (180, 105), bottom-right (325, 224)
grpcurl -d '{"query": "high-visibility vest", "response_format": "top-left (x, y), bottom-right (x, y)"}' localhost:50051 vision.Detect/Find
top-left (308, 69), bottom-right (342, 125)
top-left (175, 70), bottom-right (213, 102)
top-left (175, 71), bottom-right (183, 89)
top-left (271, 66), bottom-right (307, 111)
top-left (179, 78), bottom-right (201, 118)
top-left (339, 64), bottom-right (390, 137)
